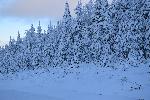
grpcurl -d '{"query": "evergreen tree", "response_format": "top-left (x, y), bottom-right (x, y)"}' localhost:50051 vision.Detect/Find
top-left (47, 21), bottom-right (53, 34)
top-left (62, 1), bottom-right (72, 34)
top-left (90, 0), bottom-right (110, 64)
top-left (37, 21), bottom-right (42, 34)
top-left (0, 0), bottom-right (150, 74)
top-left (61, 2), bottom-right (73, 64)
top-left (85, 0), bottom-right (94, 25)
top-left (74, 0), bottom-right (83, 32)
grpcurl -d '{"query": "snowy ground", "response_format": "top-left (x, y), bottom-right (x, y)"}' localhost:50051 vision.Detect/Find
top-left (0, 63), bottom-right (150, 100)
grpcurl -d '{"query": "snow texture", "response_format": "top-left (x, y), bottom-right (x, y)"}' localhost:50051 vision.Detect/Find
top-left (0, 0), bottom-right (150, 100)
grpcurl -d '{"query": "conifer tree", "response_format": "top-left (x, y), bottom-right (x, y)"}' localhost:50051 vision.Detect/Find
top-left (62, 1), bottom-right (72, 34)
top-left (74, 0), bottom-right (83, 32)
top-left (61, 2), bottom-right (73, 64)
top-left (85, 0), bottom-right (94, 25)
top-left (37, 21), bottom-right (42, 34)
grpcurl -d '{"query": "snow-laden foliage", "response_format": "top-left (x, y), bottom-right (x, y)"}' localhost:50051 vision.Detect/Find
top-left (0, 0), bottom-right (150, 74)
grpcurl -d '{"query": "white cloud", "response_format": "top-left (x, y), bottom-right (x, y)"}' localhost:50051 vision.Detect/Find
top-left (0, 0), bottom-right (112, 18)
top-left (0, 0), bottom-right (87, 18)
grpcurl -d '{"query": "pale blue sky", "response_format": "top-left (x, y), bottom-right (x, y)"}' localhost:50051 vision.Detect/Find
top-left (0, 0), bottom-right (112, 46)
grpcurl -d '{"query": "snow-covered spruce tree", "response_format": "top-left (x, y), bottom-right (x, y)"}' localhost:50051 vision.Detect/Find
top-left (53, 21), bottom-right (66, 67)
top-left (110, 0), bottom-right (150, 62)
top-left (107, 0), bottom-right (121, 59)
top-left (1, 45), bottom-right (9, 74)
top-left (72, 0), bottom-right (95, 64)
top-left (138, 0), bottom-right (150, 60)
top-left (73, 0), bottom-right (86, 64)
top-left (0, 45), bottom-right (9, 74)
top-left (15, 31), bottom-right (24, 71)
top-left (60, 2), bottom-right (74, 65)
top-left (120, 0), bottom-right (141, 61)
top-left (0, 46), bottom-right (5, 73)
top-left (91, 0), bottom-right (108, 24)
top-left (44, 21), bottom-right (57, 68)
top-left (88, 0), bottom-right (110, 65)
top-left (74, 0), bottom-right (84, 32)
top-left (24, 24), bottom-right (37, 70)
top-left (62, 1), bottom-right (72, 39)
top-left (107, 0), bottom-right (125, 61)
top-left (2, 37), bottom-right (18, 73)
top-left (37, 21), bottom-right (42, 34)
top-left (85, 0), bottom-right (94, 26)
top-left (47, 21), bottom-right (53, 34)
top-left (31, 21), bottom-right (44, 69)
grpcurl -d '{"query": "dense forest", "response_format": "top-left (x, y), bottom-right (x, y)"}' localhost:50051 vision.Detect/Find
top-left (0, 0), bottom-right (150, 74)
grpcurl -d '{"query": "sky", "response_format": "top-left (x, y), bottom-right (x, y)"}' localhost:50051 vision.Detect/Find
top-left (0, 0), bottom-right (112, 46)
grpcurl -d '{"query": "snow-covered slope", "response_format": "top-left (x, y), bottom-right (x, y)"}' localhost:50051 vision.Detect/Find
top-left (0, 63), bottom-right (150, 100)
